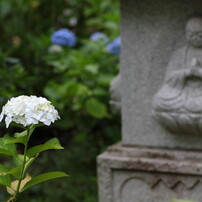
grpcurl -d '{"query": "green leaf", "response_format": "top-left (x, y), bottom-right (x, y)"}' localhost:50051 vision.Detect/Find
top-left (85, 98), bottom-right (107, 119)
top-left (8, 156), bottom-right (36, 178)
top-left (24, 156), bottom-right (36, 173)
top-left (0, 165), bottom-right (9, 175)
top-left (8, 166), bottom-right (21, 178)
top-left (14, 125), bottom-right (35, 138)
top-left (0, 135), bottom-right (17, 157)
top-left (32, 123), bottom-right (44, 128)
top-left (0, 174), bottom-right (11, 187)
top-left (0, 166), bottom-right (11, 187)
top-left (93, 88), bottom-right (107, 96)
top-left (7, 196), bottom-right (15, 202)
top-left (26, 138), bottom-right (64, 158)
top-left (22, 171), bottom-right (68, 191)
top-left (0, 148), bottom-right (16, 157)
top-left (84, 64), bottom-right (99, 75)
top-left (97, 74), bottom-right (114, 86)
top-left (14, 130), bottom-right (28, 138)
top-left (3, 134), bottom-right (28, 145)
top-left (0, 137), bottom-right (16, 155)
top-left (13, 154), bottom-right (28, 166)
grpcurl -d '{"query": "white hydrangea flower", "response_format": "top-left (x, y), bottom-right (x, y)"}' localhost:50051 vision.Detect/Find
top-left (0, 95), bottom-right (60, 128)
top-left (48, 44), bottom-right (63, 53)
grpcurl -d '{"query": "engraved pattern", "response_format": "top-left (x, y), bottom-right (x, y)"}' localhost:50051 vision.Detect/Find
top-left (118, 173), bottom-right (202, 202)
top-left (98, 144), bottom-right (202, 202)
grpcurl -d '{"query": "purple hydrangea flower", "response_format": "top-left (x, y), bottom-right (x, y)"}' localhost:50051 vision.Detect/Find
top-left (51, 28), bottom-right (76, 47)
top-left (90, 32), bottom-right (109, 43)
top-left (106, 36), bottom-right (121, 55)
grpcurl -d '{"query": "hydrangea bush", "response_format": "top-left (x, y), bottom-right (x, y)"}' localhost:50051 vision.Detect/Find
top-left (106, 36), bottom-right (121, 55)
top-left (90, 32), bottom-right (109, 43)
top-left (51, 28), bottom-right (76, 47)
top-left (0, 95), bottom-right (67, 202)
top-left (0, 0), bottom-right (120, 201)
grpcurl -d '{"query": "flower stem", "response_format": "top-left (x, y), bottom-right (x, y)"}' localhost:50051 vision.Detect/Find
top-left (13, 127), bottom-right (30, 201)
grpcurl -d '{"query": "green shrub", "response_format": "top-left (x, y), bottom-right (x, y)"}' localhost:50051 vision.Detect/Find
top-left (0, 0), bottom-right (120, 201)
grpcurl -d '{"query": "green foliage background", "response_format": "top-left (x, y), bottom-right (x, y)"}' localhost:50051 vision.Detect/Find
top-left (0, 0), bottom-right (120, 201)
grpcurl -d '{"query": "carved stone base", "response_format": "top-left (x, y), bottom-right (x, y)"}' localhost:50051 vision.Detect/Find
top-left (97, 143), bottom-right (202, 202)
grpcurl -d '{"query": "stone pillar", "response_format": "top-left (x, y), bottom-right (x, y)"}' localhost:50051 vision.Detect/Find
top-left (97, 0), bottom-right (202, 201)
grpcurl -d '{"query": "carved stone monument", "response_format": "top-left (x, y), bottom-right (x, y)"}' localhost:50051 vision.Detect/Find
top-left (97, 0), bottom-right (202, 202)
top-left (153, 16), bottom-right (202, 135)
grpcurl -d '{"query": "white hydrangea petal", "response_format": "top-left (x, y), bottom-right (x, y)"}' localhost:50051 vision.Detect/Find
top-left (5, 116), bottom-right (12, 128)
top-left (44, 119), bottom-right (52, 126)
top-left (0, 95), bottom-right (60, 127)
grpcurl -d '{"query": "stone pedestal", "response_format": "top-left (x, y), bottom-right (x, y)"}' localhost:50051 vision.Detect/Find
top-left (97, 0), bottom-right (202, 201)
top-left (98, 143), bottom-right (202, 202)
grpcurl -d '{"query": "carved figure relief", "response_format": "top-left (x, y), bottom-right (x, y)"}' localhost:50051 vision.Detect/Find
top-left (152, 16), bottom-right (202, 134)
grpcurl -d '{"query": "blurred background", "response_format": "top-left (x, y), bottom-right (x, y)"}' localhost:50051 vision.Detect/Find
top-left (0, 0), bottom-right (121, 201)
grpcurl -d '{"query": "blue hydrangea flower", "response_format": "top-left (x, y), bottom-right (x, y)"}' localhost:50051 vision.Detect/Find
top-left (106, 36), bottom-right (121, 55)
top-left (90, 32), bottom-right (109, 43)
top-left (51, 28), bottom-right (76, 47)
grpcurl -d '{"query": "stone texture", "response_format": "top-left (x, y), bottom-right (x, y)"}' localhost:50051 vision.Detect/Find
top-left (121, 0), bottom-right (202, 149)
top-left (152, 17), bottom-right (202, 135)
top-left (109, 73), bottom-right (122, 111)
top-left (97, 143), bottom-right (202, 202)
top-left (113, 171), bottom-right (202, 202)
top-left (98, 1), bottom-right (202, 202)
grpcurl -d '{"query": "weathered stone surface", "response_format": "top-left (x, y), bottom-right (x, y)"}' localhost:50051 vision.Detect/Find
top-left (98, 1), bottom-right (202, 202)
top-left (97, 143), bottom-right (202, 202)
top-left (109, 73), bottom-right (122, 111)
top-left (152, 17), bottom-right (202, 135)
top-left (113, 171), bottom-right (202, 202)
top-left (121, 0), bottom-right (202, 148)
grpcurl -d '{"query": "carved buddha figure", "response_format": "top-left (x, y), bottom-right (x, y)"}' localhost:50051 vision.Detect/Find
top-left (152, 16), bottom-right (202, 134)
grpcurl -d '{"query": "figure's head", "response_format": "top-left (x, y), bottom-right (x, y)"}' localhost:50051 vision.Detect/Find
top-left (186, 16), bottom-right (202, 47)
